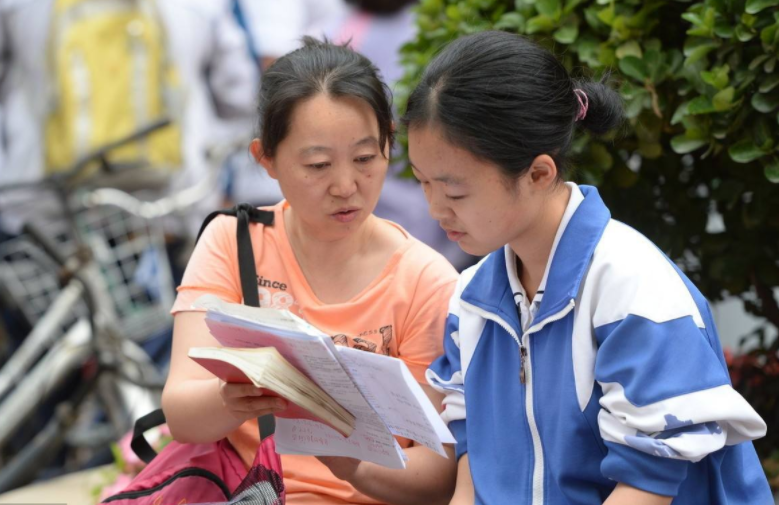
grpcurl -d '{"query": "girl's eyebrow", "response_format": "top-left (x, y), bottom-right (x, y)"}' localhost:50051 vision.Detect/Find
top-left (410, 161), bottom-right (465, 185)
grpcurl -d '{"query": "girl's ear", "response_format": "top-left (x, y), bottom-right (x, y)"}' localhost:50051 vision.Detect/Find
top-left (527, 154), bottom-right (558, 190)
top-left (250, 139), bottom-right (277, 179)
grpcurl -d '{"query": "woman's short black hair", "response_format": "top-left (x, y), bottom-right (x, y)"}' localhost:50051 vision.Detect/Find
top-left (257, 37), bottom-right (394, 158)
top-left (402, 30), bottom-right (623, 180)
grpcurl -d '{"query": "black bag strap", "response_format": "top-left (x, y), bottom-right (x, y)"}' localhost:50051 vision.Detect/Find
top-left (130, 409), bottom-right (167, 464)
top-left (131, 204), bottom-right (276, 463)
top-left (196, 203), bottom-right (274, 308)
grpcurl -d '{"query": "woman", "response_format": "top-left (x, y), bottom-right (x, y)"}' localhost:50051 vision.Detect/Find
top-left (405, 30), bottom-right (772, 505)
top-left (162, 38), bottom-right (457, 505)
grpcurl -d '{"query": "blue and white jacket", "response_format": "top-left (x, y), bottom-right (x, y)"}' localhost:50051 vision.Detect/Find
top-left (427, 185), bottom-right (771, 505)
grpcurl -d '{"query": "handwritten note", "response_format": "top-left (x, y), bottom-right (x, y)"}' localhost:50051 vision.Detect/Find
top-left (337, 347), bottom-right (455, 457)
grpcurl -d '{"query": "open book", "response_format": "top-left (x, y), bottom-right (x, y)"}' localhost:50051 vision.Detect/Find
top-left (188, 346), bottom-right (356, 437)
top-left (190, 295), bottom-right (455, 469)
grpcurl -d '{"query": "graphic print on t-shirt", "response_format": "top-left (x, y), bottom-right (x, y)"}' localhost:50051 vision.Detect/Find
top-left (332, 325), bottom-right (393, 356)
top-left (256, 275), bottom-right (295, 310)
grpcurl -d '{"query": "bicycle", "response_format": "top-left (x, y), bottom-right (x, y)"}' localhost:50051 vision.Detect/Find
top-left (0, 119), bottom-right (238, 493)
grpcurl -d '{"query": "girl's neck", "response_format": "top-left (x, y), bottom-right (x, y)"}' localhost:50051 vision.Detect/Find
top-left (510, 184), bottom-right (571, 300)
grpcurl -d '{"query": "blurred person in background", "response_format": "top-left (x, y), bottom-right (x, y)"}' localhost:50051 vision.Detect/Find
top-left (238, 0), bottom-right (348, 71)
top-left (225, 0), bottom-right (348, 208)
top-left (0, 0), bottom-right (258, 239)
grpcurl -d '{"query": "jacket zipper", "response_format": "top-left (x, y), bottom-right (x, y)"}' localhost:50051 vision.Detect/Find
top-left (461, 298), bottom-right (576, 505)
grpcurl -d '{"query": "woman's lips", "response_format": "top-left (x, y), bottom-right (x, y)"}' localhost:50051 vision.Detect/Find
top-left (332, 209), bottom-right (359, 223)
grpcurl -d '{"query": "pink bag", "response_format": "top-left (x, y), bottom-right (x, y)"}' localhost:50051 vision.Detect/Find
top-left (101, 412), bottom-right (284, 504)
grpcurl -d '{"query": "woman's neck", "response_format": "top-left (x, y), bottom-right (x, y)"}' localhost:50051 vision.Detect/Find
top-left (284, 206), bottom-right (377, 271)
top-left (511, 184), bottom-right (571, 300)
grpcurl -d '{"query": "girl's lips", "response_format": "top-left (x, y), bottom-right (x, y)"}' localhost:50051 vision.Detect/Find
top-left (446, 229), bottom-right (465, 241)
top-left (332, 209), bottom-right (359, 223)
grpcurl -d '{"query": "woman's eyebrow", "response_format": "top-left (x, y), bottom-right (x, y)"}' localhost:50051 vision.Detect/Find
top-left (352, 136), bottom-right (379, 148)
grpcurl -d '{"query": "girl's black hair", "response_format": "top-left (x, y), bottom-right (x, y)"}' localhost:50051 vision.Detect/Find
top-left (402, 30), bottom-right (623, 179)
top-left (258, 37), bottom-right (394, 158)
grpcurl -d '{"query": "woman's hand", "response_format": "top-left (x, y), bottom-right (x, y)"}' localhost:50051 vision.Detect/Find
top-left (316, 456), bottom-right (362, 483)
top-left (219, 382), bottom-right (288, 423)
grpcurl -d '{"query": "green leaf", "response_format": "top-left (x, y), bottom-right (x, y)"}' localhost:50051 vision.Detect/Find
top-left (749, 54), bottom-right (770, 70)
top-left (494, 12), bottom-right (526, 30)
top-left (536, 0), bottom-right (562, 19)
top-left (713, 86), bottom-right (736, 111)
top-left (765, 57), bottom-right (777, 73)
top-left (735, 24), bottom-right (755, 41)
top-left (671, 135), bottom-right (707, 154)
top-left (616, 41), bottom-right (643, 59)
top-left (584, 6), bottom-right (606, 30)
top-left (764, 159), bottom-right (779, 183)
top-left (683, 40), bottom-right (719, 65)
top-left (759, 74), bottom-right (779, 93)
top-left (563, 0), bottom-right (587, 15)
top-left (701, 64), bottom-right (730, 90)
top-left (688, 95), bottom-right (717, 114)
top-left (554, 23), bottom-right (579, 43)
top-left (728, 139), bottom-right (767, 163)
top-left (574, 35), bottom-right (600, 67)
top-left (754, 118), bottom-right (774, 149)
top-left (671, 101), bottom-right (690, 125)
top-left (751, 92), bottom-right (779, 113)
top-left (526, 14), bottom-right (556, 33)
top-left (714, 21), bottom-right (734, 38)
top-left (681, 12), bottom-right (704, 26)
top-left (597, 4), bottom-right (615, 25)
top-left (619, 56), bottom-right (649, 81)
top-left (745, 0), bottom-right (779, 15)
top-left (761, 24), bottom-right (778, 45)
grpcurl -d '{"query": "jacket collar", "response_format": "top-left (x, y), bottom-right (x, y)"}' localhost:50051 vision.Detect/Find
top-left (461, 185), bottom-right (611, 330)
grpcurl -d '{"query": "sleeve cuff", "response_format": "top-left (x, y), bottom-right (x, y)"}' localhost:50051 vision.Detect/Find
top-left (449, 419), bottom-right (468, 460)
top-left (601, 441), bottom-right (690, 497)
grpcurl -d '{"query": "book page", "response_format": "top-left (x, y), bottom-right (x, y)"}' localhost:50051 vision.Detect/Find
top-left (205, 315), bottom-right (405, 468)
top-left (193, 294), bottom-right (321, 335)
top-left (336, 347), bottom-right (455, 457)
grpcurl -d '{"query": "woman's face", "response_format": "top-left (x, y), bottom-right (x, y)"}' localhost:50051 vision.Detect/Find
top-left (255, 93), bottom-right (388, 241)
top-left (408, 126), bottom-right (549, 256)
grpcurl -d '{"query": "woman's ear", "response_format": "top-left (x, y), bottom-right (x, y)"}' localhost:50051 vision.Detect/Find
top-left (527, 154), bottom-right (558, 190)
top-left (250, 139), bottom-right (277, 179)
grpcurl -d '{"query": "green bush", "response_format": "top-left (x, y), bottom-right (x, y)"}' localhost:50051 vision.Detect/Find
top-left (397, 0), bottom-right (779, 468)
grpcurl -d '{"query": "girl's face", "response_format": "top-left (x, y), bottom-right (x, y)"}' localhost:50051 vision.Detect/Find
top-left (408, 126), bottom-right (550, 256)
top-left (255, 94), bottom-right (388, 241)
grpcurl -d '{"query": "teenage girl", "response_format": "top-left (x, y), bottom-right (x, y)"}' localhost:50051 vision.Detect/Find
top-left (405, 30), bottom-right (772, 505)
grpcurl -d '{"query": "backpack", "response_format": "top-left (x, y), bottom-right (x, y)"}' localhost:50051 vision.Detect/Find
top-left (101, 205), bottom-right (284, 505)
top-left (44, 0), bottom-right (182, 178)
top-left (102, 411), bottom-right (283, 505)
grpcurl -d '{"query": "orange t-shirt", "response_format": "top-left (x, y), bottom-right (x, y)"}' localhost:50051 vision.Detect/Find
top-left (171, 201), bottom-right (457, 505)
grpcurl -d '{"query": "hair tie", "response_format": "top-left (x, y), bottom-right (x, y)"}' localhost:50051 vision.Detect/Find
top-left (573, 89), bottom-right (589, 122)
